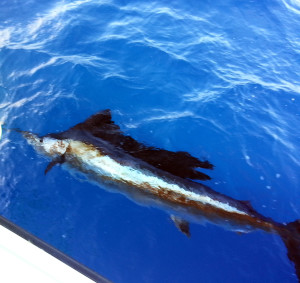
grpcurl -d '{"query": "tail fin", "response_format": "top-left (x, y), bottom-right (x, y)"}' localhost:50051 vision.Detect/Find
top-left (280, 220), bottom-right (300, 281)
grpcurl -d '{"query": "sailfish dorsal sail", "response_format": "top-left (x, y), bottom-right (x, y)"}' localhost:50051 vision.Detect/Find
top-left (49, 109), bottom-right (213, 181)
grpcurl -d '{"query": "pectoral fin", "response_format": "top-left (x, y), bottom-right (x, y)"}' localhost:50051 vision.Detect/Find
top-left (44, 155), bottom-right (65, 175)
top-left (171, 215), bottom-right (191, 238)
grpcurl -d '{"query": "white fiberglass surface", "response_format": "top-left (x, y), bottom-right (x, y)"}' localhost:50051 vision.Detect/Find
top-left (0, 225), bottom-right (94, 283)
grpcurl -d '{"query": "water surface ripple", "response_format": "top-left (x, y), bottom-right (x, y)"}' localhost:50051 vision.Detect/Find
top-left (0, 0), bottom-right (300, 282)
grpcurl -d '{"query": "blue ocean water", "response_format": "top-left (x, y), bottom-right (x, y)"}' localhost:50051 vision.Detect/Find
top-left (1, 0), bottom-right (300, 282)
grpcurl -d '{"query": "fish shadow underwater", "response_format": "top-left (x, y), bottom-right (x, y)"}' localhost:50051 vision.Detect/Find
top-left (18, 109), bottom-right (300, 281)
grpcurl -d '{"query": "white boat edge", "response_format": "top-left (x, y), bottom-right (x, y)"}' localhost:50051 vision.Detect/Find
top-left (0, 215), bottom-right (111, 283)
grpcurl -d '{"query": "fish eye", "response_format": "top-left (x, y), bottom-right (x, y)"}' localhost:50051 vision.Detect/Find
top-left (40, 138), bottom-right (43, 142)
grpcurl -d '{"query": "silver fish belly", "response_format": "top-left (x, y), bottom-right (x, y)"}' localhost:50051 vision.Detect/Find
top-left (67, 140), bottom-right (247, 217)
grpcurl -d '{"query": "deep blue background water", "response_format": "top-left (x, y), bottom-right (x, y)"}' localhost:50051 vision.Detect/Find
top-left (1, 0), bottom-right (300, 282)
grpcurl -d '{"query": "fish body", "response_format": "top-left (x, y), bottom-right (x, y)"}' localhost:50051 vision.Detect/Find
top-left (21, 110), bottom-right (300, 280)
top-left (26, 134), bottom-right (276, 232)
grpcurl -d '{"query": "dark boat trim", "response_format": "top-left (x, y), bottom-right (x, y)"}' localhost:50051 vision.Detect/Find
top-left (0, 215), bottom-right (111, 283)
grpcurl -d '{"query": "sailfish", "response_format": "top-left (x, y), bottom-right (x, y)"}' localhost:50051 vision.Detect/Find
top-left (18, 109), bottom-right (300, 280)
